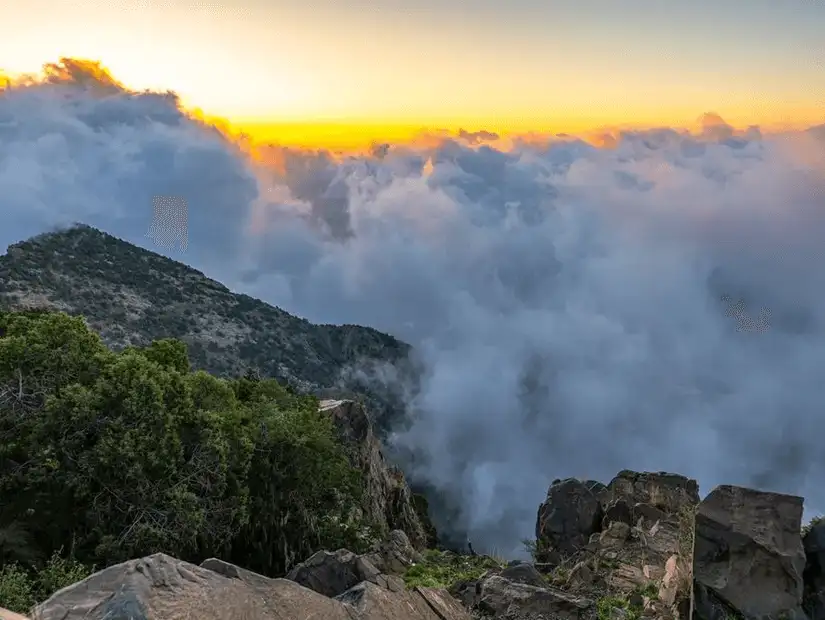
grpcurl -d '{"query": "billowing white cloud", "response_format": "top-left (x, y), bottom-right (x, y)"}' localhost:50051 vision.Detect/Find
top-left (4, 61), bottom-right (825, 557)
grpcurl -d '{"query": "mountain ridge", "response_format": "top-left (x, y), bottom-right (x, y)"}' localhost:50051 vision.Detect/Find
top-left (0, 224), bottom-right (413, 399)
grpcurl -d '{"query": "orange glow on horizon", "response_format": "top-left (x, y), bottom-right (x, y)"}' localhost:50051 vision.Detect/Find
top-left (2, 58), bottom-right (822, 153)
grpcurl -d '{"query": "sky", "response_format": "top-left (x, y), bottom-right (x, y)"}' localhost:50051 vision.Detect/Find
top-left (1, 0), bottom-right (823, 146)
top-left (2, 60), bottom-right (825, 555)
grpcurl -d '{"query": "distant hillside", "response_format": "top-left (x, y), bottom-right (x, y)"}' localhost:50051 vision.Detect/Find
top-left (0, 225), bottom-right (412, 399)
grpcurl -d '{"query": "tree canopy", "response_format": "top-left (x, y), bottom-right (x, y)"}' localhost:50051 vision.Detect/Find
top-left (0, 309), bottom-right (377, 611)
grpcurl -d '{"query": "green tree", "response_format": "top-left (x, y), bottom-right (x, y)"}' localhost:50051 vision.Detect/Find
top-left (0, 309), bottom-right (371, 582)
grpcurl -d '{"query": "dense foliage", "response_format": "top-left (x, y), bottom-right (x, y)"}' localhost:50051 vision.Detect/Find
top-left (0, 309), bottom-right (377, 612)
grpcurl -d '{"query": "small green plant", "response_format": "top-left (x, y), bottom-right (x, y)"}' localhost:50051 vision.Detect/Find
top-left (636, 581), bottom-right (659, 598)
top-left (403, 550), bottom-right (504, 589)
top-left (0, 563), bottom-right (35, 614)
top-left (596, 595), bottom-right (641, 620)
top-left (34, 550), bottom-right (94, 601)
top-left (549, 565), bottom-right (571, 585)
top-left (802, 515), bottom-right (825, 537)
top-left (521, 538), bottom-right (537, 559)
top-left (0, 551), bottom-right (94, 614)
top-left (676, 503), bottom-right (698, 599)
top-left (522, 537), bottom-right (553, 562)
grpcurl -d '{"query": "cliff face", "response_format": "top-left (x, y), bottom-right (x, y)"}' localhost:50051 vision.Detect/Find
top-left (320, 399), bottom-right (434, 550)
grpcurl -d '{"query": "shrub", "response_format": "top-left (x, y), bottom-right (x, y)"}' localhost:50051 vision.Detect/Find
top-left (0, 310), bottom-right (369, 580)
top-left (403, 550), bottom-right (504, 589)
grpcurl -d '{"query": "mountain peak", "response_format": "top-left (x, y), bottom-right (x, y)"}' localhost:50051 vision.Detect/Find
top-left (0, 225), bottom-right (409, 392)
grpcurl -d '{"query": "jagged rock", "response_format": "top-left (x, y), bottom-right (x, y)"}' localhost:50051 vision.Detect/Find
top-left (285, 530), bottom-right (418, 597)
top-left (30, 552), bottom-right (472, 620)
top-left (606, 470), bottom-right (699, 515)
top-left (565, 561), bottom-right (594, 589)
top-left (476, 574), bottom-right (593, 619)
top-left (633, 502), bottom-right (666, 526)
top-left (658, 554), bottom-right (680, 606)
top-left (532, 470), bottom-right (695, 620)
top-left (804, 520), bottom-right (825, 620)
top-left (364, 529), bottom-right (424, 575)
top-left (320, 399), bottom-right (430, 549)
top-left (285, 548), bottom-right (382, 597)
top-left (448, 578), bottom-right (483, 609)
top-left (535, 478), bottom-right (607, 557)
top-left (336, 581), bottom-right (469, 620)
top-left (693, 485), bottom-right (806, 620)
top-left (602, 498), bottom-right (633, 528)
top-left (599, 520), bottom-right (630, 548)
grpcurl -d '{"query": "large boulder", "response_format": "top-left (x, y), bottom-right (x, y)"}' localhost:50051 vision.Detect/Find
top-left (320, 399), bottom-right (430, 549)
top-left (476, 574), bottom-right (593, 619)
top-left (285, 531), bottom-right (419, 597)
top-left (363, 529), bottom-right (424, 575)
top-left (804, 519), bottom-right (825, 620)
top-left (284, 548), bottom-right (385, 597)
top-left (693, 485), bottom-right (806, 620)
top-left (535, 478), bottom-right (607, 558)
top-left (606, 470), bottom-right (700, 516)
top-left (29, 552), bottom-right (471, 620)
top-left (337, 581), bottom-right (469, 620)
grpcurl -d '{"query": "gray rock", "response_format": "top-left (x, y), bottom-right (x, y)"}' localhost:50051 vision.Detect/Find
top-left (285, 548), bottom-right (380, 597)
top-left (500, 563), bottom-right (547, 588)
top-left (607, 470), bottom-right (699, 515)
top-left (535, 478), bottom-right (606, 557)
top-left (31, 552), bottom-right (471, 620)
top-left (694, 485), bottom-right (806, 620)
top-left (477, 575), bottom-right (592, 619)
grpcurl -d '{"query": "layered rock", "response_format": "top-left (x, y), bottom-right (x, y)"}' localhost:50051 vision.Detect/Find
top-left (533, 470), bottom-right (698, 620)
top-left (320, 399), bottom-right (431, 549)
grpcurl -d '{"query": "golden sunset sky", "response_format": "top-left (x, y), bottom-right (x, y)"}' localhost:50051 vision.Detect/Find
top-left (2, 0), bottom-right (823, 147)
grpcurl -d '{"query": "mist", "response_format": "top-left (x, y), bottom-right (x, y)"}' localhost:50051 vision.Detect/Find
top-left (3, 61), bottom-right (825, 558)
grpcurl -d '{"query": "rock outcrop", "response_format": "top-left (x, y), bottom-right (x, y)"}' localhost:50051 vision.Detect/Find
top-left (320, 399), bottom-right (432, 550)
top-left (535, 478), bottom-right (607, 559)
top-left (693, 485), bottom-right (807, 620)
top-left (532, 470), bottom-right (698, 620)
top-left (285, 529), bottom-right (421, 597)
top-left (28, 550), bottom-right (470, 620)
top-left (13, 470), bottom-right (825, 620)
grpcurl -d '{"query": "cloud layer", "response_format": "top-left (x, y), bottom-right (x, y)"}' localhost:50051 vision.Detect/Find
top-left (3, 61), bottom-right (825, 557)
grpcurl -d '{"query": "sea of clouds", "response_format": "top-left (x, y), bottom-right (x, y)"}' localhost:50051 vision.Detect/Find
top-left (3, 60), bottom-right (825, 557)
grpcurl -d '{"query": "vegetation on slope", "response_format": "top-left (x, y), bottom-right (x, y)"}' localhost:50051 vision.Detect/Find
top-left (0, 308), bottom-right (381, 612)
top-left (0, 225), bottom-right (412, 397)
top-left (403, 549), bottom-right (505, 590)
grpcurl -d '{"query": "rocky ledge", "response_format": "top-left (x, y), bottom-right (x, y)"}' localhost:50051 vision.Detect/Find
top-left (6, 469), bottom-right (825, 620)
